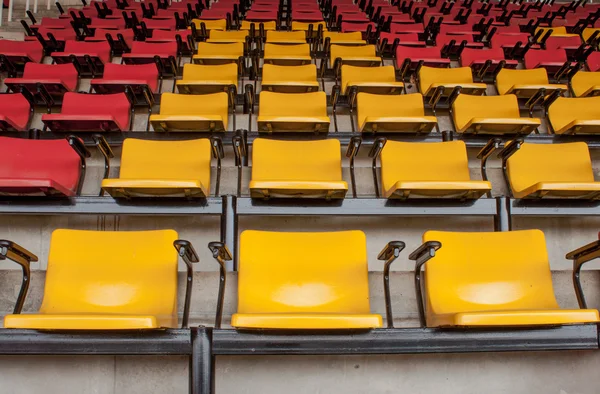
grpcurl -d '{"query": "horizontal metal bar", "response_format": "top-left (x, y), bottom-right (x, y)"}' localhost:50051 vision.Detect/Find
top-left (510, 199), bottom-right (600, 217)
top-left (212, 325), bottom-right (599, 355)
top-left (236, 197), bottom-right (498, 216)
top-left (0, 329), bottom-right (192, 355)
top-left (0, 196), bottom-right (223, 216)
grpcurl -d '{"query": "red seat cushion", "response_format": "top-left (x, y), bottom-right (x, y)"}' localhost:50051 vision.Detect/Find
top-left (0, 39), bottom-right (44, 63)
top-left (92, 63), bottom-right (159, 93)
top-left (490, 33), bottom-right (531, 49)
top-left (8, 62), bottom-right (79, 91)
top-left (246, 10), bottom-right (279, 21)
top-left (141, 18), bottom-right (177, 30)
top-left (146, 30), bottom-right (192, 43)
top-left (380, 32), bottom-right (424, 46)
top-left (390, 23), bottom-right (424, 34)
top-left (53, 40), bottom-right (112, 64)
top-left (291, 11), bottom-right (324, 21)
top-left (460, 47), bottom-right (511, 66)
top-left (524, 48), bottom-right (567, 69)
top-left (126, 41), bottom-right (178, 58)
top-left (0, 137), bottom-right (81, 196)
top-left (33, 17), bottom-right (71, 29)
top-left (545, 35), bottom-right (582, 50)
top-left (0, 93), bottom-right (31, 131)
top-left (588, 51), bottom-right (600, 72)
top-left (396, 45), bottom-right (449, 68)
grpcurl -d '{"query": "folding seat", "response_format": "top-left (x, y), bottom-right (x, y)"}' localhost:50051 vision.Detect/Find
top-left (451, 94), bottom-right (541, 134)
top-left (502, 141), bottom-right (600, 199)
top-left (0, 40), bottom-right (44, 76)
top-left (102, 138), bottom-right (216, 198)
top-left (436, 32), bottom-right (484, 53)
top-left (30, 17), bottom-right (72, 30)
top-left (495, 68), bottom-right (567, 98)
top-left (378, 140), bottom-right (491, 199)
top-left (547, 96), bottom-right (600, 134)
top-left (544, 35), bottom-right (582, 50)
top-left (355, 93), bottom-right (437, 133)
top-left (84, 28), bottom-right (135, 56)
top-left (257, 91), bottom-right (330, 132)
top-left (176, 63), bottom-right (239, 94)
top-left (329, 44), bottom-right (381, 68)
top-left (193, 42), bottom-right (244, 66)
top-left (0, 93), bottom-right (34, 132)
top-left (140, 17), bottom-right (177, 31)
top-left (489, 33), bottom-right (534, 60)
top-left (42, 92), bottom-right (133, 132)
top-left (414, 229), bottom-right (600, 327)
top-left (291, 21), bottom-right (327, 35)
top-left (261, 64), bottom-right (319, 93)
top-left (207, 30), bottom-right (249, 43)
top-left (51, 40), bottom-right (111, 76)
top-left (249, 139), bottom-right (347, 199)
top-left (85, 16), bottom-right (126, 30)
top-left (390, 23), bottom-right (426, 35)
top-left (122, 41), bottom-right (178, 76)
top-left (582, 27), bottom-right (600, 44)
top-left (523, 48), bottom-right (571, 75)
top-left (379, 32), bottom-right (425, 51)
top-left (199, 9), bottom-right (233, 20)
top-left (323, 31), bottom-right (366, 45)
top-left (291, 10), bottom-right (324, 22)
top-left (266, 30), bottom-right (307, 44)
top-left (395, 45), bottom-right (449, 79)
top-left (190, 18), bottom-right (228, 32)
top-left (459, 47), bottom-right (518, 79)
top-left (535, 25), bottom-right (569, 37)
top-left (26, 27), bottom-right (78, 51)
top-left (149, 92), bottom-right (229, 131)
top-left (3, 229), bottom-right (198, 330)
top-left (245, 10), bottom-right (279, 23)
top-left (3, 63), bottom-right (79, 103)
top-left (570, 71), bottom-right (600, 97)
top-left (585, 51), bottom-right (600, 72)
top-left (90, 63), bottom-right (160, 104)
top-left (418, 65), bottom-right (487, 99)
top-left (340, 21), bottom-right (376, 34)
top-left (340, 64), bottom-right (403, 95)
top-left (0, 136), bottom-right (86, 196)
top-left (225, 230), bottom-right (381, 329)
top-left (263, 43), bottom-right (312, 66)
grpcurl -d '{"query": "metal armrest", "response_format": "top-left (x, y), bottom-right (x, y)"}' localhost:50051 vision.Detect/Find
top-left (0, 240), bottom-right (38, 314)
top-left (346, 136), bottom-right (361, 198)
top-left (92, 134), bottom-right (114, 195)
top-left (67, 135), bottom-right (91, 160)
top-left (208, 241), bottom-right (233, 328)
top-left (173, 239), bottom-right (200, 328)
top-left (477, 138), bottom-right (502, 190)
top-left (233, 129), bottom-right (248, 197)
top-left (210, 136), bottom-right (224, 196)
top-left (409, 240), bottom-right (442, 327)
top-left (496, 138), bottom-right (523, 162)
top-left (567, 238), bottom-right (600, 309)
top-left (378, 240), bottom-right (407, 328)
top-left (368, 137), bottom-right (387, 198)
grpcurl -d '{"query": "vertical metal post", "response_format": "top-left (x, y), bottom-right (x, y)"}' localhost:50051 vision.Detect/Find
top-left (190, 327), bottom-right (214, 394)
top-left (220, 195), bottom-right (238, 271)
top-left (494, 196), bottom-right (512, 232)
top-left (8, 0), bottom-right (14, 21)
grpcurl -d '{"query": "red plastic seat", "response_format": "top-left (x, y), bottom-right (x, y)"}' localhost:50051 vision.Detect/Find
top-left (0, 137), bottom-right (82, 196)
top-left (490, 33), bottom-right (532, 49)
top-left (85, 28), bottom-right (135, 48)
top-left (141, 18), bottom-right (177, 31)
top-left (4, 63), bottom-right (78, 99)
top-left (523, 48), bottom-right (569, 72)
top-left (42, 92), bottom-right (132, 132)
top-left (0, 39), bottom-right (44, 65)
top-left (341, 21), bottom-right (375, 32)
top-left (122, 42), bottom-right (178, 73)
top-left (587, 51), bottom-right (600, 72)
top-left (396, 45), bottom-right (449, 69)
top-left (90, 63), bottom-right (159, 94)
top-left (436, 32), bottom-right (484, 49)
top-left (52, 40), bottom-right (111, 72)
top-left (337, 11), bottom-right (370, 23)
top-left (246, 10), bottom-right (279, 21)
top-left (390, 23), bottom-right (424, 34)
top-left (32, 17), bottom-right (72, 30)
top-left (460, 47), bottom-right (518, 73)
top-left (545, 35), bottom-right (582, 50)
top-left (0, 93), bottom-right (32, 131)
top-left (439, 24), bottom-right (477, 35)
top-left (146, 29), bottom-right (192, 43)
top-left (291, 11), bottom-right (324, 21)
top-left (25, 27), bottom-right (78, 42)
top-left (87, 17), bottom-right (126, 30)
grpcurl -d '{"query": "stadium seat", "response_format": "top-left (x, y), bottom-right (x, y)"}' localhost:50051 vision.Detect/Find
top-left (341, 65), bottom-right (403, 95)
top-left (570, 71), bottom-right (600, 97)
top-left (257, 91), bottom-right (330, 133)
top-left (547, 96), bottom-right (600, 134)
top-left (395, 46), bottom-right (450, 77)
top-left (84, 28), bottom-right (135, 55)
top-left (261, 64), bottom-right (319, 93)
top-left (266, 30), bottom-right (307, 44)
top-left (90, 63), bottom-right (160, 100)
top-left (504, 141), bottom-right (600, 199)
top-left (102, 138), bottom-right (213, 198)
top-left (263, 43), bottom-right (312, 66)
top-left (495, 68), bottom-right (567, 97)
top-left (418, 66), bottom-right (487, 98)
top-left (150, 92), bottom-right (229, 131)
top-left (323, 31), bottom-right (366, 45)
top-left (231, 230), bottom-right (381, 329)
top-left (523, 48), bottom-right (569, 73)
top-left (459, 47), bottom-right (518, 79)
top-left (122, 42), bottom-right (178, 76)
top-left (329, 44), bottom-right (381, 68)
top-left (190, 18), bottom-right (228, 31)
top-left (51, 40), bottom-right (111, 76)
top-left (240, 21), bottom-right (278, 33)
top-left (3, 229), bottom-right (184, 329)
top-left (0, 136), bottom-right (85, 196)
top-left (417, 229), bottom-right (600, 327)
top-left (249, 139), bottom-right (347, 199)
top-left (42, 92), bottom-right (133, 132)
top-left (0, 93), bottom-right (33, 131)
top-left (356, 93), bottom-right (437, 133)
top-left (176, 63), bottom-right (239, 94)
top-left (586, 51), bottom-right (600, 72)
top-left (4, 63), bottom-right (79, 102)
top-left (193, 42), bottom-right (244, 65)
top-left (207, 30), bottom-right (249, 43)
top-left (379, 140), bottom-right (491, 199)
top-left (0, 39), bottom-right (44, 74)
top-left (451, 94), bottom-right (541, 134)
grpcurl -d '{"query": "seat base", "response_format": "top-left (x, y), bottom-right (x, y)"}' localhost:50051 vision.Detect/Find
top-left (0, 178), bottom-right (75, 197)
top-left (0, 116), bottom-right (26, 132)
top-left (345, 82), bottom-right (404, 95)
top-left (176, 81), bottom-right (237, 95)
top-left (232, 313), bottom-right (382, 329)
top-left (257, 116), bottom-right (330, 133)
top-left (264, 57), bottom-right (312, 66)
top-left (385, 180), bottom-right (492, 199)
top-left (150, 115), bottom-right (226, 132)
top-left (3, 314), bottom-right (162, 330)
top-left (459, 117), bottom-right (541, 134)
top-left (192, 56), bottom-right (241, 66)
top-left (261, 82), bottom-right (320, 93)
top-left (249, 180), bottom-right (348, 199)
top-left (436, 309), bottom-right (600, 327)
top-left (102, 179), bottom-right (208, 198)
top-left (424, 82), bottom-right (487, 97)
top-left (516, 181), bottom-right (600, 199)
top-left (42, 114), bottom-right (126, 132)
top-left (505, 83), bottom-right (568, 98)
top-left (554, 120), bottom-right (600, 135)
top-left (361, 116), bottom-right (437, 133)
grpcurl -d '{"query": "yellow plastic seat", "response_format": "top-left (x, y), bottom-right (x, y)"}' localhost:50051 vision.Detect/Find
top-left (380, 140), bottom-right (491, 199)
top-left (548, 96), bottom-right (600, 134)
top-left (452, 94), bottom-right (541, 134)
top-left (249, 138), bottom-right (347, 199)
top-left (357, 92), bottom-right (437, 133)
top-left (264, 43), bottom-right (312, 66)
top-left (207, 30), bottom-right (249, 43)
top-left (418, 66), bottom-right (487, 97)
top-left (330, 44), bottom-right (381, 68)
top-left (232, 230), bottom-right (382, 329)
top-left (421, 229), bottom-right (600, 327)
top-left (535, 26), bottom-right (574, 37)
top-left (506, 141), bottom-right (600, 199)
top-left (190, 19), bottom-right (227, 31)
top-left (571, 71), bottom-right (600, 97)
top-left (495, 68), bottom-right (567, 97)
top-left (323, 31), bottom-right (365, 45)
top-left (257, 91), bottom-right (330, 133)
top-left (291, 21), bottom-right (326, 32)
top-left (266, 30), bottom-right (307, 44)
top-left (193, 42), bottom-right (244, 65)
top-left (341, 65), bottom-right (403, 95)
top-left (101, 138), bottom-right (212, 198)
top-left (4, 229), bottom-right (180, 330)
top-left (150, 92), bottom-right (228, 132)
top-left (261, 64), bottom-right (319, 93)
top-left (582, 27), bottom-right (600, 43)
top-left (240, 20), bottom-right (277, 32)
top-left (176, 63), bottom-right (239, 94)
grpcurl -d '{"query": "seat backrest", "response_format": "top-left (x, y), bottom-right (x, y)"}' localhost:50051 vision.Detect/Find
top-left (209, 30), bottom-right (249, 41)
top-left (40, 229), bottom-right (179, 327)
top-left (120, 138), bottom-right (211, 189)
top-left (524, 48), bottom-right (567, 67)
top-left (131, 41), bottom-right (178, 57)
top-left (460, 47), bottom-right (505, 65)
top-left (452, 93), bottom-right (520, 130)
top-left (258, 91), bottom-right (327, 117)
top-left (23, 62), bottom-right (78, 81)
top-left (495, 68), bottom-right (550, 95)
top-left (331, 44), bottom-right (377, 59)
top-left (252, 138), bottom-right (343, 182)
top-left (197, 42), bottom-right (244, 56)
top-left (356, 92), bottom-right (425, 126)
top-left (238, 230), bottom-right (370, 314)
top-left (267, 30), bottom-right (306, 42)
top-left (380, 140), bottom-right (470, 193)
top-left (0, 137), bottom-right (81, 194)
top-left (262, 63), bottom-right (317, 83)
top-left (506, 142), bottom-right (595, 193)
top-left (390, 23), bottom-right (423, 34)
top-left (341, 64), bottom-right (395, 92)
top-left (545, 35), bottom-right (582, 49)
top-left (102, 63), bottom-right (158, 88)
top-left (323, 31), bottom-right (363, 42)
top-left (548, 96), bottom-right (600, 131)
top-left (61, 92), bottom-right (130, 117)
top-left (159, 92), bottom-right (228, 119)
top-left (396, 45), bottom-right (441, 59)
top-left (64, 40), bottom-right (111, 55)
top-left (490, 33), bottom-right (530, 49)
top-left (264, 43), bottom-right (311, 57)
top-left (423, 229), bottom-right (560, 323)
top-left (418, 66), bottom-right (474, 93)
top-left (181, 63), bottom-right (238, 82)
top-left (570, 71), bottom-right (600, 97)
